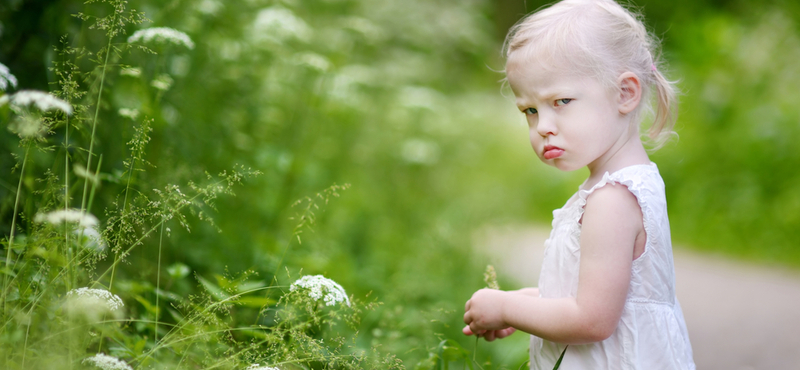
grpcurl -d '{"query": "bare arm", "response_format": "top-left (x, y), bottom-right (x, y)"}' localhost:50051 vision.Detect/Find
top-left (464, 184), bottom-right (642, 344)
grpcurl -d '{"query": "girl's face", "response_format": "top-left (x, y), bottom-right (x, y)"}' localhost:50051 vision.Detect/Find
top-left (506, 56), bottom-right (632, 173)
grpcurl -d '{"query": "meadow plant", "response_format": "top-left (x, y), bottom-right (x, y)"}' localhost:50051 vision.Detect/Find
top-left (0, 62), bottom-right (18, 91)
top-left (83, 353), bottom-right (134, 370)
top-left (0, 1), bottom-right (416, 368)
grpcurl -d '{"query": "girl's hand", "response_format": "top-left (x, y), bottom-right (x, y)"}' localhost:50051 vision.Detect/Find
top-left (462, 325), bottom-right (517, 341)
top-left (463, 288), bottom-right (509, 335)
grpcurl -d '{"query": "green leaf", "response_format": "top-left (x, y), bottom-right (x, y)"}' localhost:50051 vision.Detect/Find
top-left (553, 345), bottom-right (568, 370)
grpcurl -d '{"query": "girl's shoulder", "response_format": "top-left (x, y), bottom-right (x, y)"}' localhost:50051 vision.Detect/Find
top-left (576, 162), bottom-right (664, 210)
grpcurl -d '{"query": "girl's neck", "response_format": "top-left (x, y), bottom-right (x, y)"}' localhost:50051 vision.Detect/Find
top-left (583, 134), bottom-right (650, 190)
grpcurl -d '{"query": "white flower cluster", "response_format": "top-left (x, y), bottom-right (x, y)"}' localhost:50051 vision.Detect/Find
top-left (83, 353), bottom-right (133, 370)
top-left (0, 90), bottom-right (72, 115)
top-left (290, 275), bottom-right (350, 307)
top-left (150, 74), bottom-right (174, 91)
top-left (0, 62), bottom-right (18, 91)
top-left (128, 27), bottom-right (195, 50)
top-left (118, 108), bottom-right (140, 120)
top-left (67, 287), bottom-right (124, 311)
top-left (246, 364), bottom-right (280, 370)
top-left (34, 209), bottom-right (98, 227)
top-left (252, 7), bottom-right (311, 44)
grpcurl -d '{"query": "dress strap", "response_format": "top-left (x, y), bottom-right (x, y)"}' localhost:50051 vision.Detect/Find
top-left (574, 163), bottom-right (659, 222)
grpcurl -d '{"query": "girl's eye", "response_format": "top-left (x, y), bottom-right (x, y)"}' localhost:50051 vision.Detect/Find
top-left (555, 98), bottom-right (572, 106)
top-left (524, 107), bottom-right (538, 115)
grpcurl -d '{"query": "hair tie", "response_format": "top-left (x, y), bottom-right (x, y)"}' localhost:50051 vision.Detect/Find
top-left (651, 63), bottom-right (657, 72)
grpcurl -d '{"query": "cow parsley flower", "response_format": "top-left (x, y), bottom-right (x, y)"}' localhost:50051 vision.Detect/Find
top-left (83, 353), bottom-right (133, 370)
top-left (246, 364), bottom-right (279, 370)
top-left (290, 275), bottom-right (350, 307)
top-left (0, 62), bottom-right (18, 91)
top-left (128, 27), bottom-right (195, 50)
top-left (2, 90), bottom-right (72, 115)
top-left (67, 288), bottom-right (124, 311)
top-left (151, 74), bottom-right (173, 91)
top-left (35, 209), bottom-right (98, 228)
top-left (120, 67), bottom-right (141, 77)
top-left (252, 7), bottom-right (311, 44)
top-left (118, 108), bottom-right (140, 120)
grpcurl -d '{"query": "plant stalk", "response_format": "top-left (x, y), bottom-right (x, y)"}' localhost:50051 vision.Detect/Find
top-left (3, 142), bottom-right (31, 314)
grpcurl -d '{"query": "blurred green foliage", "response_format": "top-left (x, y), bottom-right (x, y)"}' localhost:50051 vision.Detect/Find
top-left (2, 0), bottom-right (800, 368)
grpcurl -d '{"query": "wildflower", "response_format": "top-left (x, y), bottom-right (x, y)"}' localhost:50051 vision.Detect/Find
top-left (83, 353), bottom-right (133, 370)
top-left (120, 67), bottom-right (141, 77)
top-left (2, 90), bottom-right (72, 115)
top-left (0, 62), bottom-right (18, 91)
top-left (252, 7), bottom-right (311, 44)
top-left (290, 275), bottom-right (350, 307)
top-left (34, 209), bottom-right (98, 228)
top-left (67, 287), bottom-right (124, 311)
top-left (246, 365), bottom-right (279, 370)
top-left (150, 74), bottom-right (173, 91)
top-left (295, 52), bottom-right (331, 72)
top-left (118, 108), bottom-right (140, 120)
top-left (128, 27), bottom-right (195, 50)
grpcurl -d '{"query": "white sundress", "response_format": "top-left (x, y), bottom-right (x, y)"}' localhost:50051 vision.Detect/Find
top-left (530, 163), bottom-right (695, 370)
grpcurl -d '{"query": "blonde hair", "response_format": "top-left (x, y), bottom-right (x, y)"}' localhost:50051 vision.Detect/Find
top-left (503, 0), bottom-right (677, 148)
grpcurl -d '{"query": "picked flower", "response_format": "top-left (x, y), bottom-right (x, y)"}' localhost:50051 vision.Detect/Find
top-left (128, 27), bottom-right (195, 50)
top-left (0, 90), bottom-right (72, 115)
top-left (83, 353), bottom-right (133, 370)
top-left (290, 275), bottom-right (350, 307)
top-left (0, 62), bottom-right (18, 91)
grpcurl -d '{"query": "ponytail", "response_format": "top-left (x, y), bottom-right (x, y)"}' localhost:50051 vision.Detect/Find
top-left (648, 63), bottom-right (678, 149)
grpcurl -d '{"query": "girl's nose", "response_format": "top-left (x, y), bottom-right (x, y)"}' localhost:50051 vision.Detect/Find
top-left (536, 114), bottom-right (557, 137)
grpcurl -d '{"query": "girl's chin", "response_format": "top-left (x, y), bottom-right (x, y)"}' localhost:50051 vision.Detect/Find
top-left (542, 158), bottom-right (583, 172)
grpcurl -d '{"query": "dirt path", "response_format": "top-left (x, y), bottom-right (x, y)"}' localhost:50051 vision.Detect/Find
top-left (476, 225), bottom-right (800, 370)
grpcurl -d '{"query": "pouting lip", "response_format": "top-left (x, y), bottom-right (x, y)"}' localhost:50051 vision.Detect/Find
top-left (543, 145), bottom-right (563, 152)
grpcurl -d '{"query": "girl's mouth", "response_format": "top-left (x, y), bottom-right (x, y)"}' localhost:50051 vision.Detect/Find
top-left (543, 145), bottom-right (564, 160)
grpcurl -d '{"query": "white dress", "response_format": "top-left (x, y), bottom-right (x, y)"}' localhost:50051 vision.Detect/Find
top-left (530, 163), bottom-right (695, 370)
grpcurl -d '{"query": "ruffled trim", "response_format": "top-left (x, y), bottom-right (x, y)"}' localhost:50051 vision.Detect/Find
top-left (572, 163), bottom-right (658, 262)
top-left (575, 163), bottom-right (657, 215)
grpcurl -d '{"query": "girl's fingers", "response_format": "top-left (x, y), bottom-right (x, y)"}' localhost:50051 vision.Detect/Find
top-left (463, 325), bottom-right (474, 336)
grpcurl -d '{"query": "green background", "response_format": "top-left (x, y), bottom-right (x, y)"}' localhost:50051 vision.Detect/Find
top-left (2, 0), bottom-right (800, 367)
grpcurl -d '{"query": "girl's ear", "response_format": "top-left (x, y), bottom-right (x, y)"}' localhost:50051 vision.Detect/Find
top-left (617, 72), bottom-right (642, 115)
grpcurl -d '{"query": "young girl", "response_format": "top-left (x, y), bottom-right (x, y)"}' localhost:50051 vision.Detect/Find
top-left (462, 0), bottom-right (695, 369)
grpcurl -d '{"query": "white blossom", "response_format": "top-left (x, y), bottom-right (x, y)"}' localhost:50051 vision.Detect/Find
top-left (118, 108), bottom-right (140, 120)
top-left (0, 62), bottom-right (18, 91)
top-left (252, 7), bottom-right (311, 44)
top-left (35, 209), bottom-right (98, 227)
top-left (151, 74), bottom-right (173, 91)
top-left (290, 275), bottom-right (350, 307)
top-left (83, 353), bottom-right (133, 370)
top-left (67, 287), bottom-right (124, 311)
top-left (295, 52), bottom-right (331, 72)
top-left (246, 365), bottom-right (279, 370)
top-left (120, 67), bottom-right (141, 77)
top-left (128, 27), bottom-right (195, 50)
top-left (3, 90), bottom-right (72, 115)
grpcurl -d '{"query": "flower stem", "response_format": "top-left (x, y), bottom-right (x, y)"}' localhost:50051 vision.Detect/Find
top-left (3, 141), bottom-right (31, 315)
